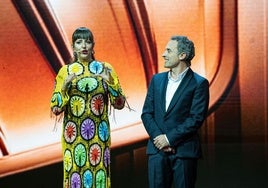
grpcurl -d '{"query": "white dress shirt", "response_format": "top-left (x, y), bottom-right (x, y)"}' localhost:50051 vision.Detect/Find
top-left (164, 68), bottom-right (189, 147)
top-left (165, 68), bottom-right (189, 111)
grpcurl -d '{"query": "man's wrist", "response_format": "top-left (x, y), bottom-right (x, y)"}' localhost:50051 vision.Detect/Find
top-left (164, 134), bottom-right (170, 146)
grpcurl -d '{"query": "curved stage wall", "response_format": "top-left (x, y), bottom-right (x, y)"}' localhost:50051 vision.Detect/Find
top-left (0, 0), bottom-right (267, 179)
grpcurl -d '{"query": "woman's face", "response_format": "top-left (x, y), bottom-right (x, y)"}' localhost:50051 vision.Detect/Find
top-left (73, 38), bottom-right (94, 62)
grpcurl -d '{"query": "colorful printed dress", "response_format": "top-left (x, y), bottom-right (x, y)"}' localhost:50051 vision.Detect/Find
top-left (50, 60), bottom-right (125, 188)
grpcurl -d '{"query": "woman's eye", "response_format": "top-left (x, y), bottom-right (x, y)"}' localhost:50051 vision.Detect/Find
top-left (75, 39), bottom-right (91, 45)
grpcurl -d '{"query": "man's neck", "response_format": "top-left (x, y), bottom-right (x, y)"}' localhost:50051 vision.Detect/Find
top-left (170, 63), bottom-right (188, 79)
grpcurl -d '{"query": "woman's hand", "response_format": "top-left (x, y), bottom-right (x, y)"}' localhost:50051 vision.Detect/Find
top-left (62, 73), bottom-right (77, 92)
top-left (51, 106), bottom-right (63, 115)
top-left (97, 66), bottom-right (114, 84)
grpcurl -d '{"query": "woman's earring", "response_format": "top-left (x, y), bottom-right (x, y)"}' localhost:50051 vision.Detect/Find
top-left (73, 51), bottom-right (77, 58)
top-left (73, 51), bottom-right (78, 61)
top-left (92, 50), bottom-right (95, 55)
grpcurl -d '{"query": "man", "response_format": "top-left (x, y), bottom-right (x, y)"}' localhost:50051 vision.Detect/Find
top-left (141, 36), bottom-right (209, 188)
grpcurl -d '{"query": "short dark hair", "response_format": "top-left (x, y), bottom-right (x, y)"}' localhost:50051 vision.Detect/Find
top-left (72, 27), bottom-right (94, 44)
top-left (170, 36), bottom-right (195, 66)
top-left (71, 27), bottom-right (95, 62)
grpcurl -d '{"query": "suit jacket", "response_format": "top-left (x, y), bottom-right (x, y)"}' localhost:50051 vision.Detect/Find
top-left (141, 68), bottom-right (209, 158)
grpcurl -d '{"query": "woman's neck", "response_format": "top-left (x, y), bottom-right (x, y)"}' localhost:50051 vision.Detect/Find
top-left (78, 57), bottom-right (93, 64)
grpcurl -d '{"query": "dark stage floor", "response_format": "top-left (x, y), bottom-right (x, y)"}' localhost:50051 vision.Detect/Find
top-left (196, 142), bottom-right (268, 188)
top-left (0, 142), bottom-right (267, 188)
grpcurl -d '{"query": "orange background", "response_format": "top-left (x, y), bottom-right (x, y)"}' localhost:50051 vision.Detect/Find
top-left (0, 0), bottom-right (267, 179)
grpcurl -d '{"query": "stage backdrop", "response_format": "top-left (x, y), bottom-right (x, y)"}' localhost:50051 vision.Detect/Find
top-left (0, 0), bottom-right (267, 178)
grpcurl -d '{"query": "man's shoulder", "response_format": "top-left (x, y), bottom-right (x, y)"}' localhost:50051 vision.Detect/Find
top-left (153, 71), bottom-right (168, 79)
top-left (191, 70), bottom-right (209, 83)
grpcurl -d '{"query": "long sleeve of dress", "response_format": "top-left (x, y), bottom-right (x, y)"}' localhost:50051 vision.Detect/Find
top-left (103, 62), bottom-right (126, 110)
top-left (50, 65), bottom-right (70, 110)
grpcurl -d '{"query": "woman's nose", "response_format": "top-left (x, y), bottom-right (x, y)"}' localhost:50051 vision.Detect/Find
top-left (82, 41), bottom-right (86, 47)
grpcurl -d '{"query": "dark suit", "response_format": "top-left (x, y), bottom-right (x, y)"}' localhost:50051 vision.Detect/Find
top-left (141, 68), bottom-right (209, 188)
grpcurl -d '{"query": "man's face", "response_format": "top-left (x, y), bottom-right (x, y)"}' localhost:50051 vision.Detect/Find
top-left (162, 40), bottom-right (180, 69)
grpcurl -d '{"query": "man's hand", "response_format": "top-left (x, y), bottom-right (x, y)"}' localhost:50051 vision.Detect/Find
top-left (153, 134), bottom-right (169, 150)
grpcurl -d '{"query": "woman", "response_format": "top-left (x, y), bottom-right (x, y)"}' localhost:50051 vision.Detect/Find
top-left (50, 27), bottom-right (126, 188)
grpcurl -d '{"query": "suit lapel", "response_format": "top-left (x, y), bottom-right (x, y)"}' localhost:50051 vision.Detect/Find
top-left (165, 69), bottom-right (193, 114)
top-left (159, 72), bottom-right (169, 113)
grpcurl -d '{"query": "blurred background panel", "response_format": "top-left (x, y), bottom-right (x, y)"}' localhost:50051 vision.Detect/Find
top-left (0, 0), bottom-right (267, 187)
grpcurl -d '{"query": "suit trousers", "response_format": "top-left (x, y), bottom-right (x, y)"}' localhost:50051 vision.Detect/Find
top-left (148, 151), bottom-right (197, 188)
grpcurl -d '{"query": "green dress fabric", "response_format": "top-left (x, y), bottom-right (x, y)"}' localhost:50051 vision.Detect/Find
top-left (50, 60), bottom-right (125, 188)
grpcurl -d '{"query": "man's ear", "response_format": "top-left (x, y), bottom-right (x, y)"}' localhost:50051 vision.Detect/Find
top-left (179, 52), bottom-right (187, 60)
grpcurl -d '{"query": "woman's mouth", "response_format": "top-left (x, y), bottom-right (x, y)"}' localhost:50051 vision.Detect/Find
top-left (82, 50), bottom-right (88, 54)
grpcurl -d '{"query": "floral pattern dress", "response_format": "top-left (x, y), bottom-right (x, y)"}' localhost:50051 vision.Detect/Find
top-left (50, 60), bottom-right (125, 188)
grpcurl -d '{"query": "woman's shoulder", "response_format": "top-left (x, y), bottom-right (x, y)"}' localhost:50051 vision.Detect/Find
top-left (100, 61), bottom-right (112, 67)
top-left (58, 64), bottom-right (68, 73)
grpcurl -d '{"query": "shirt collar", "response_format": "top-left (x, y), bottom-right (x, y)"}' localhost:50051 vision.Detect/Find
top-left (168, 67), bottom-right (189, 82)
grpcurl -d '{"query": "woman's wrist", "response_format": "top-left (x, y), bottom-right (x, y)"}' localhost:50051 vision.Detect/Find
top-left (106, 75), bottom-right (115, 85)
top-left (61, 80), bottom-right (70, 92)
top-left (61, 84), bottom-right (68, 92)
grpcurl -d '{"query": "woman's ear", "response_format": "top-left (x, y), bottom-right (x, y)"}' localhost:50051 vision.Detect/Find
top-left (179, 52), bottom-right (187, 60)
